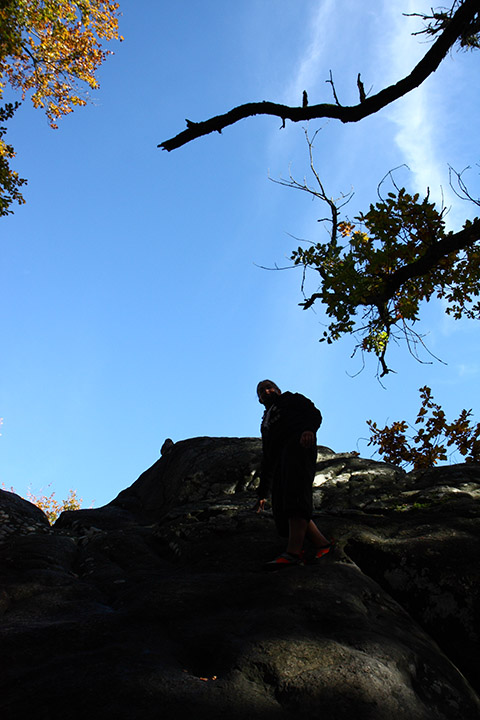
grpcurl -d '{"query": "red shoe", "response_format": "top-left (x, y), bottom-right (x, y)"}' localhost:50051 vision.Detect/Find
top-left (264, 552), bottom-right (303, 570)
top-left (309, 540), bottom-right (335, 563)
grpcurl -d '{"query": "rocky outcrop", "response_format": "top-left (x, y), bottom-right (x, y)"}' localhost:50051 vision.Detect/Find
top-left (0, 487), bottom-right (50, 542)
top-left (0, 437), bottom-right (479, 719)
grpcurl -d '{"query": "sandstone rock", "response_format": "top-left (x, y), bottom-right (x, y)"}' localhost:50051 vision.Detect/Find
top-left (1, 438), bottom-right (479, 719)
top-left (339, 462), bottom-right (480, 694)
top-left (0, 489), bottom-right (51, 543)
top-left (108, 436), bottom-right (263, 518)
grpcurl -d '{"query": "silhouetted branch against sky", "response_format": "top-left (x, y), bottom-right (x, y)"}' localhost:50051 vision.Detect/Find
top-left (159, 0), bottom-right (479, 152)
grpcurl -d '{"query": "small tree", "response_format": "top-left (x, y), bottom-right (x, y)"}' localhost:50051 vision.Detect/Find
top-left (1, 482), bottom-right (83, 523)
top-left (367, 386), bottom-right (480, 469)
top-left (27, 487), bottom-right (83, 523)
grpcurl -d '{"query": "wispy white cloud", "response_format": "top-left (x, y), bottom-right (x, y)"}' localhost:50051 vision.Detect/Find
top-left (282, 0), bottom-right (337, 104)
top-left (266, 0), bottom-right (338, 165)
top-left (380, 0), bottom-right (460, 222)
top-left (457, 363), bottom-right (480, 378)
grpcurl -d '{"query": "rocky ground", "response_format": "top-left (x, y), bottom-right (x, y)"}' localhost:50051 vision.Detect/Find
top-left (0, 437), bottom-right (479, 719)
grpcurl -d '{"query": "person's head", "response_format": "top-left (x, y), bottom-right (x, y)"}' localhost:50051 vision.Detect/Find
top-left (257, 379), bottom-right (281, 407)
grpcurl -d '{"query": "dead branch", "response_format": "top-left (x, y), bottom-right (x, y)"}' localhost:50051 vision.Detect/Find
top-left (159, 0), bottom-right (478, 152)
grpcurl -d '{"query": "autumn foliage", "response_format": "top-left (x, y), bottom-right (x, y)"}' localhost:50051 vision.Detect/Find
top-left (0, 0), bottom-right (122, 126)
top-left (0, 0), bottom-right (122, 214)
top-left (27, 487), bottom-right (83, 523)
top-left (291, 185), bottom-right (480, 377)
top-left (1, 482), bottom-right (83, 524)
top-left (367, 386), bottom-right (480, 469)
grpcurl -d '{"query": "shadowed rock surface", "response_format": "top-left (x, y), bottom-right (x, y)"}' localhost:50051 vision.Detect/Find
top-left (0, 437), bottom-right (479, 719)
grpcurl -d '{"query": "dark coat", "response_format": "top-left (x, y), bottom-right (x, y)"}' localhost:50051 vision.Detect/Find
top-left (258, 391), bottom-right (322, 498)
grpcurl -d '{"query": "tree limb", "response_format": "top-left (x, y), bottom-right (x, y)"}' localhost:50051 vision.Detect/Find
top-left (301, 216), bottom-right (480, 311)
top-left (363, 217), bottom-right (480, 307)
top-left (159, 0), bottom-right (478, 152)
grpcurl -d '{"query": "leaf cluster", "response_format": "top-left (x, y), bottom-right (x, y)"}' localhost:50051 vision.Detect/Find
top-left (291, 184), bottom-right (480, 375)
top-left (1, 481), bottom-right (83, 523)
top-left (27, 486), bottom-right (82, 523)
top-left (0, 101), bottom-right (26, 215)
top-left (367, 386), bottom-right (480, 469)
top-left (0, 0), bottom-right (121, 214)
top-left (0, 0), bottom-right (122, 126)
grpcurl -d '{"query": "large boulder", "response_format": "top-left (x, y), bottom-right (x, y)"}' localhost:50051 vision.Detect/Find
top-left (0, 438), bottom-right (479, 719)
top-left (0, 488), bottom-right (51, 540)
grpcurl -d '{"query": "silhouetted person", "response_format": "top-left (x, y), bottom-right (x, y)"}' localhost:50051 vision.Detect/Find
top-left (254, 380), bottom-right (333, 568)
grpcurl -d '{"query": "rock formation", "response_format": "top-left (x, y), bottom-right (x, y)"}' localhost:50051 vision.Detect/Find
top-left (0, 437), bottom-right (479, 719)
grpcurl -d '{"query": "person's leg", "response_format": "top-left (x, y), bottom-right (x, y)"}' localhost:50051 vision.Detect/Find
top-left (286, 516), bottom-right (308, 555)
top-left (266, 445), bottom-right (325, 566)
top-left (266, 515), bottom-right (332, 568)
top-left (305, 519), bottom-right (330, 548)
top-left (286, 518), bottom-right (330, 555)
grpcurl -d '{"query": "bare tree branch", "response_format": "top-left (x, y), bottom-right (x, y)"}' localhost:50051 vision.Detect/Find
top-left (449, 165), bottom-right (480, 206)
top-left (326, 70), bottom-right (341, 106)
top-left (159, 0), bottom-right (478, 152)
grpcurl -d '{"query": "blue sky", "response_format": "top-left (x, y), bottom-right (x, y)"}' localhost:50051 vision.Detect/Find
top-left (1, 1), bottom-right (479, 508)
